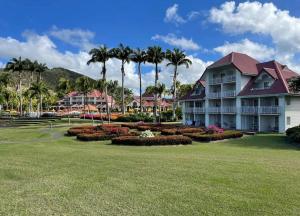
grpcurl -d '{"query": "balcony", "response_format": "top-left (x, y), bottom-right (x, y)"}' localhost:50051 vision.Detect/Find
top-left (207, 92), bottom-right (221, 99)
top-left (208, 107), bottom-right (221, 113)
top-left (209, 78), bottom-right (222, 85)
top-left (223, 75), bottom-right (236, 83)
top-left (194, 107), bottom-right (205, 114)
top-left (259, 106), bottom-right (280, 114)
top-left (222, 90), bottom-right (236, 98)
top-left (241, 106), bottom-right (280, 114)
top-left (185, 107), bottom-right (194, 113)
top-left (222, 106), bottom-right (236, 113)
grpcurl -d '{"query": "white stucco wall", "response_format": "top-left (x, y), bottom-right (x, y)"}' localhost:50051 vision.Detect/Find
top-left (284, 96), bottom-right (300, 130)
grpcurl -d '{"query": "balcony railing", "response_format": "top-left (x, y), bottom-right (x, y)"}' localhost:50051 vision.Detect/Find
top-left (222, 90), bottom-right (236, 98)
top-left (209, 75), bottom-right (236, 84)
top-left (241, 106), bottom-right (280, 114)
top-left (208, 107), bottom-right (221, 113)
top-left (208, 92), bottom-right (221, 99)
top-left (185, 107), bottom-right (194, 113)
top-left (222, 106), bottom-right (236, 113)
top-left (259, 106), bottom-right (280, 114)
top-left (223, 75), bottom-right (236, 83)
top-left (194, 107), bottom-right (205, 114)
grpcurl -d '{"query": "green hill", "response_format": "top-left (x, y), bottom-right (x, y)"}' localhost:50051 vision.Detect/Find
top-left (0, 67), bottom-right (86, 90)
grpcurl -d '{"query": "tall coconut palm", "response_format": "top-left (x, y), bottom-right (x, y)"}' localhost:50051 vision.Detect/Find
top-left (166, 48), bottom-right (192, 119)
top-left (146, 46), bottom-right (165, 123)
top-left (87, 45), bottom-right (112, 117)
top-left (111, 44), bottom-right (132, 115)
top-left (76, 76), bottom-right (93, 115)
top-left (95, 79), bottom-right (106, 120)
top-left (23, 59), bottom-right (35, 114)
top-left (57, 77), bottom-right (73, 98)
top-left (130, 48), bottom-right (147, 113)
top-left (4, 57), bottom-right (27, 116)
top-left (155, 83), bottom-right (166, 123)
top-left (34, 61), bottom-right (48, 83)
top-left (28, 82), bottom-right (49, 117)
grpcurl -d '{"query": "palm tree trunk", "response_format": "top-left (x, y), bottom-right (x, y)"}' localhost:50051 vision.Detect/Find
top-left (102, 62), bottom-right (110, 123)
top-left (19, 71), bottom-right (23, 116)
top-left (154, 63), bottom-right (158, 123)
top-left (40, 94), bottom-right (43, 118)
top-left (121, 63), bottom-right (125, 115)
top-left (172, 65), bottom-right (178, 120)
top-left (30, 71), bottom-right (33, 115)
top-left (138, 63), bottom-right (142, 113)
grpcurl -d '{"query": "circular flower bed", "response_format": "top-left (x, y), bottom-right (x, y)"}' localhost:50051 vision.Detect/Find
top-left (111, 135), bottom-right (192, 146)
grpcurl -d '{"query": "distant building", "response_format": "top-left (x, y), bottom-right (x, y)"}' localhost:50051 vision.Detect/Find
top-left (127, 94), bottom-right (172, 112)
top-left (58, 90), bottom-right (114, 112)
top-left (180, 52), bottom-right (300, 132)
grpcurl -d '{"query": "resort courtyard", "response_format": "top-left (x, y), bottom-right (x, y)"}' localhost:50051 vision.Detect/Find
top-left (0, 122), bottom-right (300, 215)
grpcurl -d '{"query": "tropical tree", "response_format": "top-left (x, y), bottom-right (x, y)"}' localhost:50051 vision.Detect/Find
top-left (34, 61), bottom-right (48, 83)
top-left (289, 77), bottom-right (300, 92)
top-left (95, 79), bottom-right (106, 118)
top-left (111, 44), bottom-right (132, 114)
top-left (0, 72), bottom-right (11, 89)
top-left (28, 82), bottom-right (49, 117)
top-left (155, 83), bottom-right (166, 123)
top-left (57, 77), bottom-right (74, 98)
top-left (147, 46), bottom-right (165, 122)
top-left (166, 48), bottom-right (192, 119)
top-left (76, 76), bottom-right (93, 115)
top-left (107, 80), bottom-right (119, 111)
top-left (87, 45), bottom-right (112, 117)
top-left (114, 86), bottom-right (134, 110)
top-left (4, 57), bottom-right (28, 116)
top-left (130, 48), bottom-right (147, 112)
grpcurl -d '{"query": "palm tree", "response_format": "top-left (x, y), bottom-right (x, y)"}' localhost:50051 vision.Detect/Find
top-left (23, 59), bottom-right (35, 114)
top-left (76, 76), bottom-right (93, 115)
top-left (4, 57), bottom-right (27, 116)
top-left (107, 80), bottom-right (118, 111)
top-left (28, 82), bottom-right (49, 117)
top-left (87, 45), bottom-right (112, 117)
top-left (146, 46), bottom-right (165, 123)
top-left (0, 72), bottom-right (11, 89)
top-left (57, 77), bottom-right (73, 98)
top-left (166, 48), bottom-right (192, 119)
top-left (155, 83), bottom-right (166, 123)
top-left (130, 48), bottom-right (147, 113)
top-left (111, 44), bottom-right (132, 115)
top-left (95, 79), bottom-right (106, 119)
top-left (34, 61), bottom-right (48, 83)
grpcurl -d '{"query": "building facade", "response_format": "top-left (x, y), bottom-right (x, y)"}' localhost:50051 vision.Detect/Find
top-left (127, 95), bottom-right (172, 113)
top-left (180, 52), bottom-right (300, 132)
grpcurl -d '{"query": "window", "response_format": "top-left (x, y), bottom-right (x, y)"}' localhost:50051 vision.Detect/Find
top-left (287, 116), bottom-right (291, 125)
top-left (263, 82), bottom-right (270, 88)
top-left (286, 97), bottom-right (291, 105)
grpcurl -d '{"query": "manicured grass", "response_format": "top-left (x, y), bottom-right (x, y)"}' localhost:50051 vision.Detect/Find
top-left (0, 125), bottom-right (300, 215)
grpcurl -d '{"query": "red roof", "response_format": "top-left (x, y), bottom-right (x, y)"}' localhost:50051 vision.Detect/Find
top-left (180, 79), bottom-right (206, 100)
top-left (207, 52), bottom-right (260, 75)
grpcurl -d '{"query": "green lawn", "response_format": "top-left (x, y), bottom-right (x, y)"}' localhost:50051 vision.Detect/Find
top-left (0, 125), bottom-right (300, 215)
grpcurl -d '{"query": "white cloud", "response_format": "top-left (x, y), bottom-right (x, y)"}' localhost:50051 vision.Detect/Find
top-left (214, 39), bottom-right (276, 61)
top-left (152, 34), bottom-right (200, 51)
top-left (164, 4), bottom-right (186, 25)
top-left (209, 1), bottom-right (300, 54)
top-left (49, 26), bottom-right (96, 51)
top-left (187, 11), bottom-right (201, 20)
top-left (0, 32), bottom-right (210, 93)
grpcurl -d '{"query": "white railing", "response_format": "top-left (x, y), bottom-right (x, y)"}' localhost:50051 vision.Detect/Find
top-left (208, 92), bottom-right (221, 99)
top-left (222, 90), bottom-right (236, 98)
top-left (241, 106), bottom-right (259, 114)
top-left (259, 106), bottom-right (280, 114)
top-left (194, 107), bottom-right (205, 113)
top-left (209, 78), bottom-right (222, 85)
top-left (208, 107), bottom-right (221, 113)
top-left (185, 107), bottom-right (194, 113)
top-left (222, 106), bottom-right (236, 113)
top-left (223, 75), bottom-right (236, 83)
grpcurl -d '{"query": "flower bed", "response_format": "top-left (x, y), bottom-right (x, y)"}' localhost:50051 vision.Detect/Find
top-left (161, 127), bottom-right (204, 135)
top-left (67, 126), bottom-right (97, 136)
top-left (111, 135), bottom-right (192, 146)
top-left (183, 130), bottom-right (243, 142)
top-left (77, 132), bottom-right (116, 141)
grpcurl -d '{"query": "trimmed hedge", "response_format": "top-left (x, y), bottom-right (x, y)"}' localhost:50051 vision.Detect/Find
top-left (183, 130), bottom-right (243, 142)
top-left (111, 135), bottom-right (192, 146)
top-left (286, 126), bottom-right (300, 143)
top-left (161, 127), bottom-right (204, 135)
top-left (67, 128), bottom-right (95, 136)
top-left (77, 133), bottom-right (115, 141)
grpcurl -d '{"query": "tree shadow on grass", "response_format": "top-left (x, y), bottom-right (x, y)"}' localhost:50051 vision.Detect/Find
top-left (221, 134), bottom-right (300, 151)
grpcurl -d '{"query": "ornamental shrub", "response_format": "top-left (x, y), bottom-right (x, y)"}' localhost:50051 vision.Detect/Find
top-left (286, 125), bottom-right (300, 143)
top-left (183, 130), bottom-right (243, 142)
top-left (77, 133), bottom-right (115, 141)
top-left (206, 125), bottom-right (224, 134)
top-left (111, 135), bottom-right (192, 146)
top-left (139, 130), bottom-right (154, 138)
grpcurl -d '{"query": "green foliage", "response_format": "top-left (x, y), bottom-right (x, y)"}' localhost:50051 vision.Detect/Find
top-left (286, 125), bottom-right (300, 143)
top-left (116, 113), bottom-right (153, 122)
top-left (183, 130), bottom-right (243, 142)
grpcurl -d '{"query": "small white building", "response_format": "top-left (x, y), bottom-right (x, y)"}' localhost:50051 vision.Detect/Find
top-left (180, 52), bottom-right (300, 132)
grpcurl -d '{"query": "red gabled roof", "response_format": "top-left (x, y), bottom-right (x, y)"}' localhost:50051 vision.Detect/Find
top-left (207, 52), bottom-right (260, 75)
top-left (239, 60), bottom-right (299, 96)
top-left (180, 79), bottom-right (205, 100)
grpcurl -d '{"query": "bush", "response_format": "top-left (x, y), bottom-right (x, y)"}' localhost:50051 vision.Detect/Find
top-left (206, 125), bottom-right (224, 134)
top-left (184, 130), bottom-right (243, 142)
top-left (139, 130), bottom-right (154, 138)
top-left (111, 135), bottom-right (192, 146)
top-left (77, 132), bottom-right (115, 141)
top-left (161, 127), bottom-right (204, 135)
top-left (102, 127), bottom-right (129, 135)
top-left (286, 125), bottom-right (300, 143)
top-left (116, 113), bottom-right (153, 122)
top-left (67, 126), bottom-right (97, 136)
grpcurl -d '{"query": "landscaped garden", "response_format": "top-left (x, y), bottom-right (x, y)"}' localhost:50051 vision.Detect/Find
top-left (0, 122), bottom-right (300, 215)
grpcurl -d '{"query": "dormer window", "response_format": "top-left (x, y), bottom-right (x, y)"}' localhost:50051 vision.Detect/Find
top-left (193, 83), bottom-right (202, 95)
top-left (253, 71), bottom-right (275, 90)
top-left (263, 81), bottom-right (271, 88)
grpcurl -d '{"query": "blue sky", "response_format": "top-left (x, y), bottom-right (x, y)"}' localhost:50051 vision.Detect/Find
top-left (0, 0), bottom-right (300, 91)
